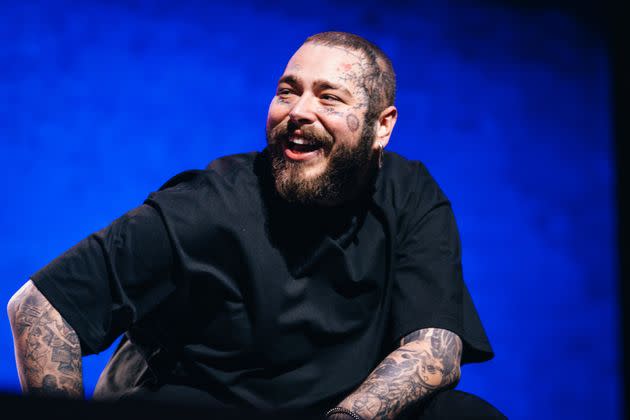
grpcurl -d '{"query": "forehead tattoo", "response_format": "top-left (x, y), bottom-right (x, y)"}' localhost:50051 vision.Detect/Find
top-left (279, 45), bottom-right (373, 113)
top-left (333, 55), bottom-right (370, 110)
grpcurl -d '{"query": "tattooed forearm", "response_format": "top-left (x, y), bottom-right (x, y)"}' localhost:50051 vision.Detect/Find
top-left (337, 328), bottom-right (462, 419)
top-left (7, 280), bottom-right (84, 398)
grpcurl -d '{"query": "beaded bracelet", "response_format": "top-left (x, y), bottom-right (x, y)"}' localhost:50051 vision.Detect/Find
top-left (325, 407), bottom-right (364, 420)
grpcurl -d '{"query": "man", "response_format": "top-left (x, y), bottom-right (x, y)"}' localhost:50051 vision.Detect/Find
top-left (8, 32), bottom-right (503, 419)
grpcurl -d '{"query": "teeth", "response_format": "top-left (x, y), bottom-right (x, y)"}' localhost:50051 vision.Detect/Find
top-left (290, 138), bottom-right (317, 145)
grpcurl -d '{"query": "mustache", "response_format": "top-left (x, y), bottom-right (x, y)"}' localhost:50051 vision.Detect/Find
top-left (269, 120), bottom-right (334, 147)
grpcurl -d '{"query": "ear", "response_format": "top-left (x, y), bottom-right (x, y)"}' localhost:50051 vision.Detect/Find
top-left (372, 105), bottom-right (398, 150)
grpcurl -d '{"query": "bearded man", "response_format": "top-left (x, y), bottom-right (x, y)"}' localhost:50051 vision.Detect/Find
top-left (8, 32), bottom-right (504, 419)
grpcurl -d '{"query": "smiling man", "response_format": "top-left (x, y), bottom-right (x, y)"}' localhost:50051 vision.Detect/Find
top-left (266, 39), bottom-right (395, 207)
top-left (8, 32), bottom-right (504, 419)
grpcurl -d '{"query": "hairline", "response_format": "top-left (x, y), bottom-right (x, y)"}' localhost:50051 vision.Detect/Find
top-left (301, 35), bottom-right (396, 123)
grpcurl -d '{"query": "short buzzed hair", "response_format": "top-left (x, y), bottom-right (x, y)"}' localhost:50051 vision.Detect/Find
top-left (304, 31), bottom-right (396, 124)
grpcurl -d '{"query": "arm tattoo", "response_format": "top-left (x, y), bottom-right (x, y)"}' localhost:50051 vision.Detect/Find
top-left (8, 281), bottom-right (84, 398)
top-left (338, 328), bottom-right (462, 419)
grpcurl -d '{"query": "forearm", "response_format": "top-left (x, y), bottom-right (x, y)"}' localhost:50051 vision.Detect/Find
top-left (335, 328), bottom-right (462, 419)
top-left (7, 280), bottom-right (84, 398)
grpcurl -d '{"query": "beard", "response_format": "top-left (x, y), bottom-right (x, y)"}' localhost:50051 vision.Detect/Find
top-left (266, 119), bottom-right (377, 207)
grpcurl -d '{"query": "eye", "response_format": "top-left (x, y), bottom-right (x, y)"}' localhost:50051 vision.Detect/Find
top-left (277, 87), bottom-right (296, 97)
top-left (321, 94), bottom-right (341, 102)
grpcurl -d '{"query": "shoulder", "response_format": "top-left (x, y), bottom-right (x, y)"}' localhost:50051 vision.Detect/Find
top-left (153, 152), bottom-right (260, 194)
top-left (375, 151), bottom-right (450, 212)
top-left (144, 151), bottom-right (262, 214)
top-left (204, 151), bottom-right (260, 186)
top-left (142, 151), bottom-right (264, 238)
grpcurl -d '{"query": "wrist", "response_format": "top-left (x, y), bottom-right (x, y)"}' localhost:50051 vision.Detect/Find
top-left (325, 407), bottom-right (364, 420)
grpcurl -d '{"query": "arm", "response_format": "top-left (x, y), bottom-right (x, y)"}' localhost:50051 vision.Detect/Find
top-left (7, 280), bottom-right (84, 398)
top-left (331, 328), bottom-right (462, 419)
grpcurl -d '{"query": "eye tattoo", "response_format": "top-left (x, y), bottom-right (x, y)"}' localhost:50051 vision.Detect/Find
top-left (346, 114), bottom-right (360, 132)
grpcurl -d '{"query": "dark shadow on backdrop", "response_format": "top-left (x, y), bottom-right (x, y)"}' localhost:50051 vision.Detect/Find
top-left (611, 2), bottom-right (629, 419)
top-left (484, 0), bottom-right (625, 416)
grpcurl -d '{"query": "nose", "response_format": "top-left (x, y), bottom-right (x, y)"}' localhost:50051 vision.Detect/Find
top-left (289, 94), bottom-right (317, 125)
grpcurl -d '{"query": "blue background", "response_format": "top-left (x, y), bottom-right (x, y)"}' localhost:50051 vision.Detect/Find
top-left (0, 1), bottom-right (619, 418)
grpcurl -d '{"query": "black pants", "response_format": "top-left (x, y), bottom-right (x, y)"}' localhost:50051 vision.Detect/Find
top-left (405, 389), bottom-right (506, 419)
top-left (97, 339), bottom-right (506, 419)
top-left (112, 387), bottom-right (506, 419)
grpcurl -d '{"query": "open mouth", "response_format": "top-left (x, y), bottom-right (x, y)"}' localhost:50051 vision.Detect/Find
top-left (284, 136), bottom-right (325, 161)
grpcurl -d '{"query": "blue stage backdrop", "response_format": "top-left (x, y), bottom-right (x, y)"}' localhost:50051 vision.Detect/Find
top-left (0, 1), bottom-right (618, 418)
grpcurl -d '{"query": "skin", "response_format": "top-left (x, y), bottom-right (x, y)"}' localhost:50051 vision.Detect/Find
top-left (7, 280), bottom-right (84, 398)
top-left (333, 328), bottom-right (463, 419)
top-left (266, 42), bottom-right (397, 188)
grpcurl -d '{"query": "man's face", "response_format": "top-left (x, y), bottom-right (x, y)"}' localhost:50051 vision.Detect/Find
top-left (265, 43), bottom-right (377, 206)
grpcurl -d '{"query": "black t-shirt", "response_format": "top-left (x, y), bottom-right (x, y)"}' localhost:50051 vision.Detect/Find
top-left (31, 150), bottom-right (493, 412)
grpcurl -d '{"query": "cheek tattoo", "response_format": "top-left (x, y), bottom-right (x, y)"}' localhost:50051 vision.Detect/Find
top-left (319, 107), bottom-right (345, 117)
top-left (346, 114), bottom-right (360, 132)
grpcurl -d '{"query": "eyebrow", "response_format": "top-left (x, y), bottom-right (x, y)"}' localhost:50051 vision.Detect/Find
top-left (277, 75), bottom-right (353, 97)
top-left (314, 79), bottom-right (352, 97)
top-left (278, 75), bottom-right (300, 86)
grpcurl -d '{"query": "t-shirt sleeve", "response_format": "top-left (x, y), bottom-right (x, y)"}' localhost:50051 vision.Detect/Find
top-left (30, 203), bottom-right (175, 355)
top-left (390, 168), bottom-right (494, 364)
